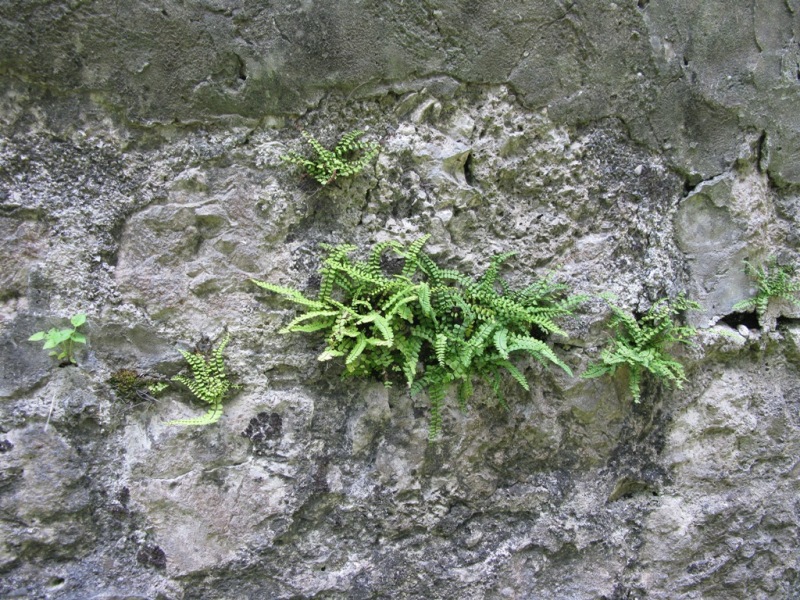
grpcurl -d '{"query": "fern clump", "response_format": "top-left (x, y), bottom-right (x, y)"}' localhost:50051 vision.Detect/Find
top-left (167, 334), bottom-right (240, 426)
top-left (280, 130), bottom-right (380, 186)
top-left (252, 236), bottom-right (585, 439)
top-left (582, 294), bottom-right (700, 402)
top-left (732, 257), bottom-right (800, 319)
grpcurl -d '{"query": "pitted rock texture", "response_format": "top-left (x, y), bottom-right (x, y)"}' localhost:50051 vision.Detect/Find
top-left (1, 1), bottom-right (800, 599)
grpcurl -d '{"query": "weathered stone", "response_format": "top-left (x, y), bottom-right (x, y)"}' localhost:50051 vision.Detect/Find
top-left (1, 1), bottom-right (800, 598)
top-left (0, 425), bottom-right (94, 569)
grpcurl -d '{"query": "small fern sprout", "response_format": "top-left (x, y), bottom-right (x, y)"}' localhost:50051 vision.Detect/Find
top-left (280, 129), bottom-right (380, 186)
top-left (582, 294), bottom-right (700, 402)
top-left (167, 333), bottom-right (240, 427)
top-left (732, 257), bottom-right (800, 319)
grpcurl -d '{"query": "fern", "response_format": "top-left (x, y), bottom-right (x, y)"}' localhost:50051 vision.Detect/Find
top-left (732, 257), bottom-right (800, 319)
top-left (280, 130), bottom-right (380, 186)
top-left (252, 237), bottom-right (585, 440)
top-left (582, 295), bottom-right (700, 402)
top-left (167, 334), bottom-right (240, 426)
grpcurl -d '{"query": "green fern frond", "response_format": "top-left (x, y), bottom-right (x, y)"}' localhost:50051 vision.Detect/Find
top-left (399, 336), bottom-right (423, 386)
top-left (607, 304), bottom-right (642, 341)
top-left (493, 328), bottom-right (509, 359)
top-left (477, 252), bottom-right (516, 292)
top-left (251, 280), bottom-right (325, 310)
top-left (417, 282), bottom-right (434, 317)
top-left (168, 334), bottom-right (237, 427)
top-left (427, 383), bottom-right (446, 440)
top-left (337, 261), bottom-right (392, 289)
top-left (357, 312), bottom-right (394, 346)
top-left (400, 234), bottom-right (431, 278)
top-left (280, 310), bottom-right (339, 333)
top-left (506, 334), bottom-right (573, 376)
top-left (457, 377), bottom-right (474, 411)
top-left (346, 334), bottom-right (369, 364)
top-left (497, 360), bottom-right (530, 391)
top-left (382, 287), bottom-right (419, 318)
top-left (581, 361), bottom-right (614, 380)
top-left (286, 319), bottom-right (338, 333)
top-left (368, 240), bottom-right (403, 276)
top-left (408, 323), bottom-right (434, 342)
top-left (418, 254), bottom-right (444, 285)
top-left (462, 321), bottom-right (497, 365)
top-left (318, 348), bottom-right (346, 361)
top-left (628, 368), bottom-right (642, 402)
top-left (166, 401), bottom-right (223, 426)
top-left (435, 333), bottom-right (448, 367)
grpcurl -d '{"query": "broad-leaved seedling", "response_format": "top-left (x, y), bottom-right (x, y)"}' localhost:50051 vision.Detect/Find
top-left (29, 313), bottom-right (87, 364)
top-left (253, 236), bottom-right (585, 439)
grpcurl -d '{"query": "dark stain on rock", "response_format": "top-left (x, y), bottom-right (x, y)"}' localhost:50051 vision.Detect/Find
top-left (137, 543), bottom-right (167, 570)
top-left (242, 412), bottom-right (283, 456)
top-left (312, 456), bottom-right (330, 493)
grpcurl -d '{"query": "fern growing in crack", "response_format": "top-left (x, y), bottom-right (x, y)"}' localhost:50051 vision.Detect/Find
top-left (582, 294), bottom-right (700, 402)
top-left (252, 236), bottom-right (585, 439)
top-left (280, 130), bottom-right (380, 186)
top-left (732, 256), bottom-right (800, 319)
top-left (167, 334), bottom-right (240, 426)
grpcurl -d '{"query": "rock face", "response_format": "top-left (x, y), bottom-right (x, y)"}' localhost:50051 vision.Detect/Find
top-left (1, 1), bottom-right (799, 598)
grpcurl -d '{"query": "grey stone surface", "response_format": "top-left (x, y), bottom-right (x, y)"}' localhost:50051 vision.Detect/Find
top-left (0, 1), bottom-right (799, 598)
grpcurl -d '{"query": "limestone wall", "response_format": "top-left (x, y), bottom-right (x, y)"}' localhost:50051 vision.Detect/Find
top-left (1, 1), bottom-right (799, 598)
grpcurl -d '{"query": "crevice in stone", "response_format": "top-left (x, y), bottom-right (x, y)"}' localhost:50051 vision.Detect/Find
top-left (46, 576), bottom-right (65, 589)
top-left (682, 177), bottom-right (701, 197)
top-left (463, 150), bottom-right (475, 186)
top-left (678, 169), bottom-right (730, 198)
top-left (0, 288), bottom-right (21, 303)
top-left (777, 315), bottom-right (800, 328)
top-left (719, 310), bottom-right (760, 330)
top-left (0, 205), bottom-right (46, 220)
top-left (272, 17), bottom-right (294, 45)
top-left (235, 54), bottom-right (247, 82)
top-left (756, 130), bottom-right (767, 173)
top-left (608, 477), bottom-right (656, 502)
